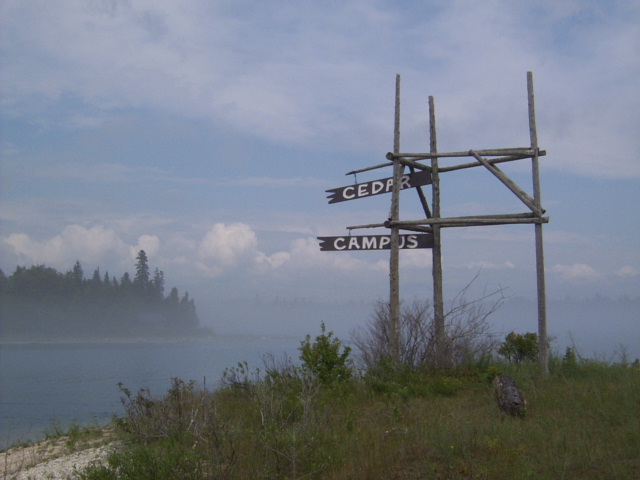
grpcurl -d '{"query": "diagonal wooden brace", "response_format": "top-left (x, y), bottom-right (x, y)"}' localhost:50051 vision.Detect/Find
top-left (469, 150), bottom-right (544, 216)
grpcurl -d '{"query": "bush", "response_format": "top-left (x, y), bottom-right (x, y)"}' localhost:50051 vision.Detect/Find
top-left (222, 354), bottom-right (333, 478)
top-left (299, 323), bottom-right (353, 384)
top-left (352, 290), bottom-right (501, 371)
top-left (498, 331), bottom-right (539, 364)
top-left (112, 378), bottom-right (235, 478)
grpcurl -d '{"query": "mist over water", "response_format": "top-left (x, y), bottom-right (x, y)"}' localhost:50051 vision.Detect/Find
top-left (207, 295), bottom-right (640, 360)
top-left (492, 296), bottom-right (640, 360)
top-left (0, 337), bottom-right (299, 450)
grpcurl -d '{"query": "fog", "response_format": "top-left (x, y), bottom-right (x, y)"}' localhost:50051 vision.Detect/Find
top-left (201, 295), bottom-right (640, 362)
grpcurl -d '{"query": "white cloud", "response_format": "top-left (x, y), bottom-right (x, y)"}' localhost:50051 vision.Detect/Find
top-left (3, 225), bottom-right (129, 269)
top-left (551, 263), bottom-right (602, 281)
top-left (400, 249), bottom-right (433, 269)
top-left (134, 235), bottom-right (160, 259)
top-left (463, 260), bottom-right (516, 270)
top-left (255, 250), bottom-right (290, 271)
top-left (550, 263), bottom-right (640, 283)
top-left (198, 223), bottom-right (258, 267)
top-left (1, 222), bottom-right (394, 283)
top-left (615, 265), bottom-right (638, 277)
top-left (4, 1), bottom-right (637, 176)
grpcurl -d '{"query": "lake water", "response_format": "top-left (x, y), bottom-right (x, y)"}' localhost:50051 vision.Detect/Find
top-left (0, 337), bottom-right (300, 450)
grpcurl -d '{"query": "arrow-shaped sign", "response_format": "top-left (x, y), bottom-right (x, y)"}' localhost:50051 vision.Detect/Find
top-left (318, 234), bottom-right (434, 251)
top-left (326, 170), bottom-right (431, 204)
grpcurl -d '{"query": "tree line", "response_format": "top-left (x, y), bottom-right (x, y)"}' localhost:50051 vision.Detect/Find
top-left (0, 251), bottom-right (208, 340)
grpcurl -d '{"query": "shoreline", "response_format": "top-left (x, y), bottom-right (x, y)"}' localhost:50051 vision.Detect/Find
top-left (1, 425), bottom-right (118, 479)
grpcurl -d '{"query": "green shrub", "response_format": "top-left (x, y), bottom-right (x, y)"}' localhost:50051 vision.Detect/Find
top-left (111, 378), bottom-right (235, 478)
top-left (79, 440), bottom-right (203, 480)
top-left (498, 331), bottom-right (539, 364)
top-left (299, 323), bottom-right (353, 384)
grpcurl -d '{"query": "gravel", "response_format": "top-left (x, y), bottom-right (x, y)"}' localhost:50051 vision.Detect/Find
top-left (9, 444), bottom-right (115, 480)
top-left (1, 429), bottom-right (118, 480)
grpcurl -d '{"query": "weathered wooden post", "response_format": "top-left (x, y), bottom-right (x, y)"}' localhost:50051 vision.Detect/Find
top-left (429, 96), bottom-right (446, 368)
top-left (389, 74), bottom-right (402, 362)
top-left (527, 71), bottom-right (549, 375)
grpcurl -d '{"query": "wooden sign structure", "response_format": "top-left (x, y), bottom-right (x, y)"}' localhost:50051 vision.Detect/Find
top-left (320, 72), bottom-right (549, 374)
top-left (326, 170), bottom-right (431, 204)
top-left (318, 234), bottom-right (433, 251)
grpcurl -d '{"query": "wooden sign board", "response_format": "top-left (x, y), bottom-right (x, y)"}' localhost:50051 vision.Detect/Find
top-left (318, 234), bottom-right (433, 251)
top-left (326, 170), bottom-right (431, 204)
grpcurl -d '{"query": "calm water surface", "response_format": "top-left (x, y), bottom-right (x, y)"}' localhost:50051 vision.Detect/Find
top-left (0, 337), bottom-right (298, 449)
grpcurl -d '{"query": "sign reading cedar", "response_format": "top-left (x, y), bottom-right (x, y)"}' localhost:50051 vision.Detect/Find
top-left (318, 234), bottom-right (433, 251)
top-left (326, 170), bottom-right (431, 204)
top-left (318, 72), bottom-right (550, 374)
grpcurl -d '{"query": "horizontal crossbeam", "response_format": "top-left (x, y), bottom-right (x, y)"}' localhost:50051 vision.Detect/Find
top-left (346, 212), bottom-right (548, 231)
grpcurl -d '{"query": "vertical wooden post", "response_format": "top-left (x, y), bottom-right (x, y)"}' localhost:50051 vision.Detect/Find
top-left (527, 71), bottom-right (549, 375)
top-left (429, 96), bottom-right (446, 367)
top-left (389, 74), bottom-right (402, 362)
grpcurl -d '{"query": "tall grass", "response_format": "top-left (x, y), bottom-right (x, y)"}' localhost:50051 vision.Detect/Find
top-left (80, 358), bottom-right (640, 480)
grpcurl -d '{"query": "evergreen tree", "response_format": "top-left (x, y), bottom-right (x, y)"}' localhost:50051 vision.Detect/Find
top-left (91, 267), bottom-right (102, 284)
top-left (166, 287), bottom-right (180, 306)
top-left (71, 261), bottom-right (84, 286)
top-left (151, 267), bottom-right (165, 300)
top-left (87, 267), bottom-right (103, 303)
top-left (134, 250), bottom-right (150, 290)
top-left (179, 291), bottom-right (199, 329)
top-left (0, 268), bottom-right (7, 295)
top-left (120, 271), bottom-right (133, 292)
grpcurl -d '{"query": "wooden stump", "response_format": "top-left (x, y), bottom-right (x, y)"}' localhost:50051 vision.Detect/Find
top-left (493, 374), bottom-right (527, 418)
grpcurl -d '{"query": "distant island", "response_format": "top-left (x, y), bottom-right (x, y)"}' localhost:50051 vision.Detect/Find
top-left (0, 251), bottom-right (212, 341)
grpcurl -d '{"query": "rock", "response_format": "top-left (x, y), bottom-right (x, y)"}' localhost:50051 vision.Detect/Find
top-left (493, 374), bottom-right (527, 418)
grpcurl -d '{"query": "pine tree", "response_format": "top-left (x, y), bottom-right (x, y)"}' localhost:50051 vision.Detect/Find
top-left (71, 261), bottom-right (84, 286)
top-left (151, 267), bottom-right (165, 300)
top-left (134, 250), bottom-right (150, 292)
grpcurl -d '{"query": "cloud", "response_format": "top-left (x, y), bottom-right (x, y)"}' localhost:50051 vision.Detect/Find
top-left (1, 221), bottom-right (394, 284)
top-left (463, 261), bottom-right (516, 271)
top-left (615, 265), bottom-right (638, 277)
top-left (3, 225), bottom-right (129, 269)
top-left (551, 263), bottom-right (602, 281)
top-left (3, 1), bottom-right (638, 177)
top-left (268, 236), bottom-right (387, 274)
top-left (551, 263), bottom-right (640, 283)
top-left (134, 235), bottom-right (160, 259)
top-left (198, 223), bottom-right (258, 267)
top-left (193, 224), bottom-right (382, 277)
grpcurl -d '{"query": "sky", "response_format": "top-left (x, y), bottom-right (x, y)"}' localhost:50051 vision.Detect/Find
top-left (1, 1), bottom-right (639, 353)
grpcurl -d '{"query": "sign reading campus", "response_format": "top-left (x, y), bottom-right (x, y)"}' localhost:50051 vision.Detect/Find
top-left (318, 234), bottom-right (434, 251)
top-left (326, 170), bottom-right (431, 204)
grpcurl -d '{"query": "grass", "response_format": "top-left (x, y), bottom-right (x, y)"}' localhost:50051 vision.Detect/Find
top-left (78, 359), bottom-right (640, 480)
top-left (42, 422), bottom-right (113, 451)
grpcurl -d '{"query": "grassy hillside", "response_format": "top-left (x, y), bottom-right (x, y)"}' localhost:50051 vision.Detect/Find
top-left (78, 356), bottom-right (639, 480)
